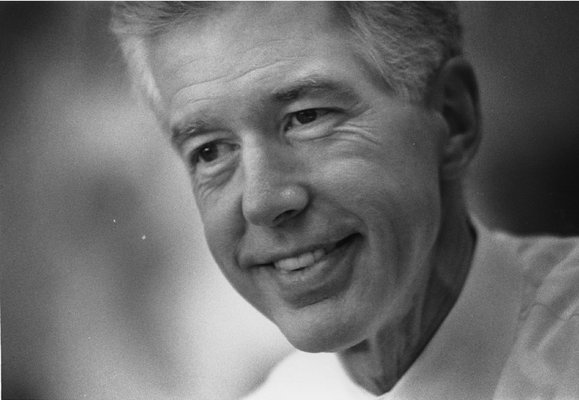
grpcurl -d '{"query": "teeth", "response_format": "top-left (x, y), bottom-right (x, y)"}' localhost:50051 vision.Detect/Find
top-left (274, 248), bottom-right (327, 272)
top-left (313, 248), bottom-right (325, 261)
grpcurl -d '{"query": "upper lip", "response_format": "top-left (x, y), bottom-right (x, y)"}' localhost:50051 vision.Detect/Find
top-left (238, 233), bottom-right (355, 269)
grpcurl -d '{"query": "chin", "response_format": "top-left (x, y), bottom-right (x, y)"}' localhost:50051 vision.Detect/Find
top-left (279, 316), bottom-right (367, 354)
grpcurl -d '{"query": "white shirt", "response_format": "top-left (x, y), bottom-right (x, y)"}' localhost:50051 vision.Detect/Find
top-left (243, 222), bottom-right (579, 399)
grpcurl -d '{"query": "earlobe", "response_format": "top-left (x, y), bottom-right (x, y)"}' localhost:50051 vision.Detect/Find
top-left (430, 57), bottom-right (481, 181)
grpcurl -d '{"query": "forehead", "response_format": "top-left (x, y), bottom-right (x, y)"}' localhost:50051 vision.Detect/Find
top-left (148, 2), bottom-right (355, 108)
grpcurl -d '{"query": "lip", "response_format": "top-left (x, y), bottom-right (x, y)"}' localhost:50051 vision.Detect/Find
top-left (258, 233), bottom-right (361, 307)
top-left (239, 231), bottom-right (357, 269)
top-left (268, 239), bottom-right (342, 269)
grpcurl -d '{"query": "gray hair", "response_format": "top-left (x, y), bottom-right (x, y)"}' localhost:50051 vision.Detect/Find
top-left (110, 2), bottom-right (462, 115)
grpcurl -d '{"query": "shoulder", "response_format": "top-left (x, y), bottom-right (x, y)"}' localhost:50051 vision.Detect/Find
top-left (500, 232), bottom-right (579, 320)
top-left (490, 231), bottom-right (579, 397)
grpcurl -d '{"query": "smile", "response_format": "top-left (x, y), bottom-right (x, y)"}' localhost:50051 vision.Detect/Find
top-left (264, 234), bottom-right (359, 307)
top-left (273, 242), bottom-right (340, 272)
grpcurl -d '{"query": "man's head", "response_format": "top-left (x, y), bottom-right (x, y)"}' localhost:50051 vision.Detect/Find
top-left (111, 2), bottom-right (480, 353)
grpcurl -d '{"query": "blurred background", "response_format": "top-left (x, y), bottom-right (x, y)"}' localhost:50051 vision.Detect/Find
top-left (2, 3), bottom-right (579, 399)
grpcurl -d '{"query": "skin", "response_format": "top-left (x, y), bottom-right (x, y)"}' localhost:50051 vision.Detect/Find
top-left (148, 2), bottom-right (480, 395)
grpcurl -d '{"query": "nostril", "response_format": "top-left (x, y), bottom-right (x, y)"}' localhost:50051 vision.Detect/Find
top-left (273, 209), bottom-right (300, 225)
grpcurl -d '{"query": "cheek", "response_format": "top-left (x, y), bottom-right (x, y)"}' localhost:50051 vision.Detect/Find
top-left (314, 145), bottom-right (440, 220)
top-left (312, 141), bottom-right (442, 292)
top-left (196, 185), bottom-right (243, 269)
top-left (201, 203), bottom-right (264, 308)
top-left (195, 181), bottom-right (272, 312)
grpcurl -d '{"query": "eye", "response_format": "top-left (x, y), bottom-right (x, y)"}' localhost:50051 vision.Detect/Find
top-left (189, 141), bottom-right (238, 167)
top-left (284, 109), bottom-right (330, 131)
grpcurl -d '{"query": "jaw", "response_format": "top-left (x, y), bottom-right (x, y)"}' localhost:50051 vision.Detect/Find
top-left (336, 207), bottom-right (476, 395)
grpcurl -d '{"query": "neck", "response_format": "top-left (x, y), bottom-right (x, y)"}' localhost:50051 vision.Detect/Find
top-left (338, 199), bottom-right (476, 395)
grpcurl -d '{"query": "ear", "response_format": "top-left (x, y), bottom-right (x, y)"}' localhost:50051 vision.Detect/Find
top-left (428, 57), bottom-right (481, 181)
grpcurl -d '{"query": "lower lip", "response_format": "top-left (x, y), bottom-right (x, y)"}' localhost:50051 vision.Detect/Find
top-left (263, 234), bottom-right (360, 307)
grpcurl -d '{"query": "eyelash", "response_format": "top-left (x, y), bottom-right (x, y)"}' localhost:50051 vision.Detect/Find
top-left (284, 108), bottom-right (331, 131)
top-left (189, 141), bottom-right (239, 168)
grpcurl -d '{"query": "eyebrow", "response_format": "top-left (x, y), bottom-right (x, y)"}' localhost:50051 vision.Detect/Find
top-left (171, 117), bottom-right (213, 151)
top-left (272, 76), bottom-right (359, 103)
top-left (171, 76), bottom-right (359, 149)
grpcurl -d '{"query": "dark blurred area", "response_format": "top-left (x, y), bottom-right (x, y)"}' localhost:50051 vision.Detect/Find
top-left (462, 2), bottom-right (579, 234)
top-left (1, 2), bottom-right (579, 400)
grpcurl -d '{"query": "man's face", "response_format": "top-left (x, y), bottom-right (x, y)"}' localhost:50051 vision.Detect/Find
top-left (150, 3), bottom-right (448, 352)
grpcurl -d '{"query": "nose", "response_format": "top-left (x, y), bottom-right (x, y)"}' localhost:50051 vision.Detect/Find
top-left (241, 144), bottom-right (309, 227)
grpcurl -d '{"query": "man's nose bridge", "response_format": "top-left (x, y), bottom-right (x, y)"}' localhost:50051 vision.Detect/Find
top-left (243, 141), bottom-right (296, 196)
top-left (241, 140), bottom-right (307, 225)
